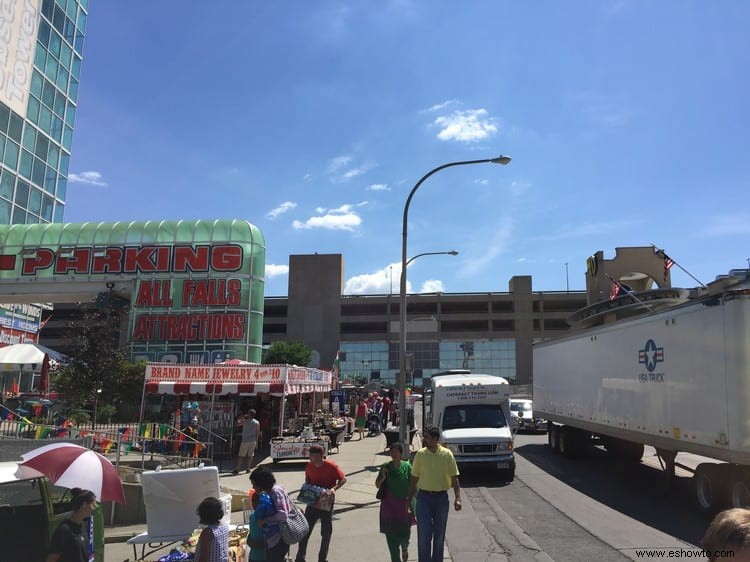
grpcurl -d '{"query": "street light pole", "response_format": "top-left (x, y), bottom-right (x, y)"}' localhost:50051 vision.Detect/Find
top-left (398, 155), bottom-right (511, 451)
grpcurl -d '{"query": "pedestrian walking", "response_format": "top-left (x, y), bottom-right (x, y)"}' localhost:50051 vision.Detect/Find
top-left (376, 442), bottom-right (415, 562)
top-left (250, 466), bottom-right (294, 562)
top-left (381, 393), bottom-right (392, 430)
top-left (47, 488), bottom-right (96, 562)
top-left (194, 496), bottom-right (230, 562)
top-left (354, 398), bottom-right (367, 440)
top-left (701, 508), bottom-right (750, 561)
top-left (295, 444), bottom-right (347, 562)
top-left (234, 409), bottom-right (261, 474)
top-left (409, 426), bottom-right (462, 562)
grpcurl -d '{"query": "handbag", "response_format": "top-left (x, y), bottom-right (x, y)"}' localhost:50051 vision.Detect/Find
top-left (280, 505), bottom-right (309, 545)
top-left (376, 485), bottom-right (386, 500)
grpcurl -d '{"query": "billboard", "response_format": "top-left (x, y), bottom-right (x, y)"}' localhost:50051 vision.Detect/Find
top-left (0, 220), bottom-right (266, 362)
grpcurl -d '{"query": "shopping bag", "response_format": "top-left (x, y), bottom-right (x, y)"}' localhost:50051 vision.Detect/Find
top-left (280, 506), bottom-right (309, 545)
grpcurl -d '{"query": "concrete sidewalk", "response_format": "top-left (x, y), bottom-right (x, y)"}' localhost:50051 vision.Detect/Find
top-left (105, 428), bottom-right (452, 561)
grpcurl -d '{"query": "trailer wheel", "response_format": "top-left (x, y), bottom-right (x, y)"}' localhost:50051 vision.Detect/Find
top-left (694, 464), bottom-right (723, 512)
top-left (548, 424), bottom-right (559, 453)
top-left (730, 471), bottom-right (750, 509)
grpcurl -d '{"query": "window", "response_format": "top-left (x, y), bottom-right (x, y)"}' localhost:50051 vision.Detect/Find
top-left (442, 404), bottom-right (507, 430)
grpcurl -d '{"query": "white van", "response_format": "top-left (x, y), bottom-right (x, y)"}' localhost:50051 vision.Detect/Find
top-left (424, 373), bottom-right (515, 481)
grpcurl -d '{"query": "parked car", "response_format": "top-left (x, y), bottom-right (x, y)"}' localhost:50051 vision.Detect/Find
top-left (510, 399), bottom-right (547, 433)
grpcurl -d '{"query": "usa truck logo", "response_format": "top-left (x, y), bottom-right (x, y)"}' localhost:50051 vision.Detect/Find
top-left (638, 339), bottom-right (664, 372)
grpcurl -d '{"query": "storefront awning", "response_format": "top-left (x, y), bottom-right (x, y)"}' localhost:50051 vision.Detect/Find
top-left (145, 382), bottom-right (285, 396)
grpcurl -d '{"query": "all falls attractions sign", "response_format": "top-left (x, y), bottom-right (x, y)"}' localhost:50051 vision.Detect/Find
top-left (0, 220), bottom-right (266, 363)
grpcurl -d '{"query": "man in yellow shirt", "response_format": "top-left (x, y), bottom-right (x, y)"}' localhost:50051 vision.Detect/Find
top-left (409, 426), bottom-right (461, 562)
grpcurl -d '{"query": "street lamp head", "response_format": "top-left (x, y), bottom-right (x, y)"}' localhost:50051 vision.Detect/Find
top-left (449, 250), bottom-right (459, 256)
top-left (490, 155), bottom-right (512, 165)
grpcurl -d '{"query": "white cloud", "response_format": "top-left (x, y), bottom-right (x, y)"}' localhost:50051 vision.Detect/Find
top-left (315, 207), bottom-right (326, 214)
top-left (344, 262), bottom-right (412, 295)
top-left (292, 203), bottom-right (364, 231)
top-left (474, 179), bottom-right (489, 186)
top-left (434, 109), bottom-right (498, 142)
top-left (462, 220), bottom-right (514, 276)
top-left (700, 214), bottom-right (750, 237)
top-left (367, 183), bottom-right (390, 191)
top-left (420, 279), bottom-right (445, 293)
top-left (327, 155), bottom-right (352, 173)
top-left (508, 180), bottom-right (531, 197)
top-left (266, 201), bottom-right (297, 220)
top-left (68, 171), bottom-right (107, 186)
top-left (265, 264), bottom-right (289, 278)
top-left (424, 99), bottom-right (461, 112)
top-left (326, 153), bottom-right (376, 183)
top-left (303, 173), bottom-right (312, 181)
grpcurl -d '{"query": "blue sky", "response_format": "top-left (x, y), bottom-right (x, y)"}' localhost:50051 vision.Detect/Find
top-left (63, 1), bottom-right (750, 297)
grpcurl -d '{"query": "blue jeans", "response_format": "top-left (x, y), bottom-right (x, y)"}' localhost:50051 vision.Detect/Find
top-left (416, 491), bottom-right (449, 562)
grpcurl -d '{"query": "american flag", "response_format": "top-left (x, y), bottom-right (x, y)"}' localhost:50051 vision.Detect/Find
top-left (664, 255), bottom-right (675, 280)
top-left (609, 281), bottom-right (620, 301)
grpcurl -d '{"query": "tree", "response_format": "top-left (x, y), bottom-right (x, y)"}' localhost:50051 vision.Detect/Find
top-left (262, 341), bottom-right (312, 366)
top-left (53, 292), bottom-right (145, 422)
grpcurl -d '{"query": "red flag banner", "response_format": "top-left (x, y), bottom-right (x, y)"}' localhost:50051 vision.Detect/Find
top-left (609, 281), bottom-right (620, 301)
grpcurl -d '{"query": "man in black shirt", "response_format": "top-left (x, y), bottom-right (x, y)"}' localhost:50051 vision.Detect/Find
top-left (47, 489), bottom-right (96, 562)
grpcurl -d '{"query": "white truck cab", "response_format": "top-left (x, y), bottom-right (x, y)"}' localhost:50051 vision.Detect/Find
top-left (423, 373), bottom-right (515, 481)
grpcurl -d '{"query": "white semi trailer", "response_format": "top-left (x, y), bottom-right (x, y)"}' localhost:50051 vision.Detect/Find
top-left (533, 272), bottom-right (750, 512)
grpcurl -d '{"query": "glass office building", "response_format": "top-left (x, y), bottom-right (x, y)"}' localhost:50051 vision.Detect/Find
top-left (0, 0), bottom-right (88, 225)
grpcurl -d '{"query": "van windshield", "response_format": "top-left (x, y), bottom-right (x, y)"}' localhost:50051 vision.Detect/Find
top-left (442, 404), bottom-right (508, 430)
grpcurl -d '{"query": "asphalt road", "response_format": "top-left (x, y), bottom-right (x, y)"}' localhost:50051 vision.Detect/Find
top-left (462, 432), bottom-right (711, 560)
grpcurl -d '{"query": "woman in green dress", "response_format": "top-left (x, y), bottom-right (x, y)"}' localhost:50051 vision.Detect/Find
top-left (375, 441), bottom-right (415, 562)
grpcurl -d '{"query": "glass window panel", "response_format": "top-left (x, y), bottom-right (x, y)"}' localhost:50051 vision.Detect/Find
top-left (52, 6), bottom-right (65, 33)
top-left (45, 56), bottom-right (58, 82)
top-left (76, 8), bottom-right (87, 33)
top-left (34, 43), bottom-right (47, 71)
top-left (41, 195), bottom-right (53, 221)
top-left (8, 113), bottom-right (22, 142)
top-left (51, 116), bottom-right (63, 142)
top-left (44, 167), bottom-right (56, 193)
top-left (12, 206), bottom-right (26, 224)
top-left (0, 104), bottom-right (9, 132)
top-left (27, 96), bottom-right (40, 123)
top-left (3, 139), bottom-right (19, 169)
top-left (56, 175), bottom-right (66, 199)
top-left (68, 79), bottom-right (78, 100)
top-left (15, 180), bottom-right (29, 206)
top-left (64, 103), bottom-right (75, 125)
top-left (42, 0), bottom-right (54, 20)
top-left (42, 80), bottom-right (55, 108)
top-left (71, 55), bottom-right (81, 80)
top-left (65, 0), bottom-right (76, 20)
top-left (28, 187), bottom-right (42, 214)
top-left (49, 31), bottom-right (61, 58)
top-left (39, 106), bottom-right (53, 133)
top-left (0, 169), bottom-right (13, 200)
top-left (47, 143), bottom-right (59, 168)
top-left (32, 157), bottom-right (45, 186)
top-left (59, 152), bottom-right (69, 175)
top-left (0, 198), bottom-right (9, 222)
top-left (74, 33), bottom-right (83, 54)
top-left (59, 42), bottom-right (71, 68)
top-left (62, 125), bottom-right (73, 150)
top-left (53, 203), bottom-right (64, 222)
top-left (56, 66), bottom-right (68, 91)
top-left (22, 126), bottom-right (36, 152)
top-left (53, 89), bottom-right (65, 116)
top-left (63, 18), bottom-right (74, 44)
top-left (19, 150), bottom-right (33, 179)
top-left (31, 71), bottom-right (43, 98)
top-left (80, 0), bottom-right (88, 11)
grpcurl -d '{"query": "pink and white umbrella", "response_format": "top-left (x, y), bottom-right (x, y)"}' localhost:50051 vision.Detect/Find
top-left (16, 442), bottom-right (125, 504)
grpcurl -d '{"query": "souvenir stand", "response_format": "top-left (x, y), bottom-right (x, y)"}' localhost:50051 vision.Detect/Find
top-left (139, 362), bottom-right (335, 463)
top-left (270, 365), bottom-right (336, 462)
